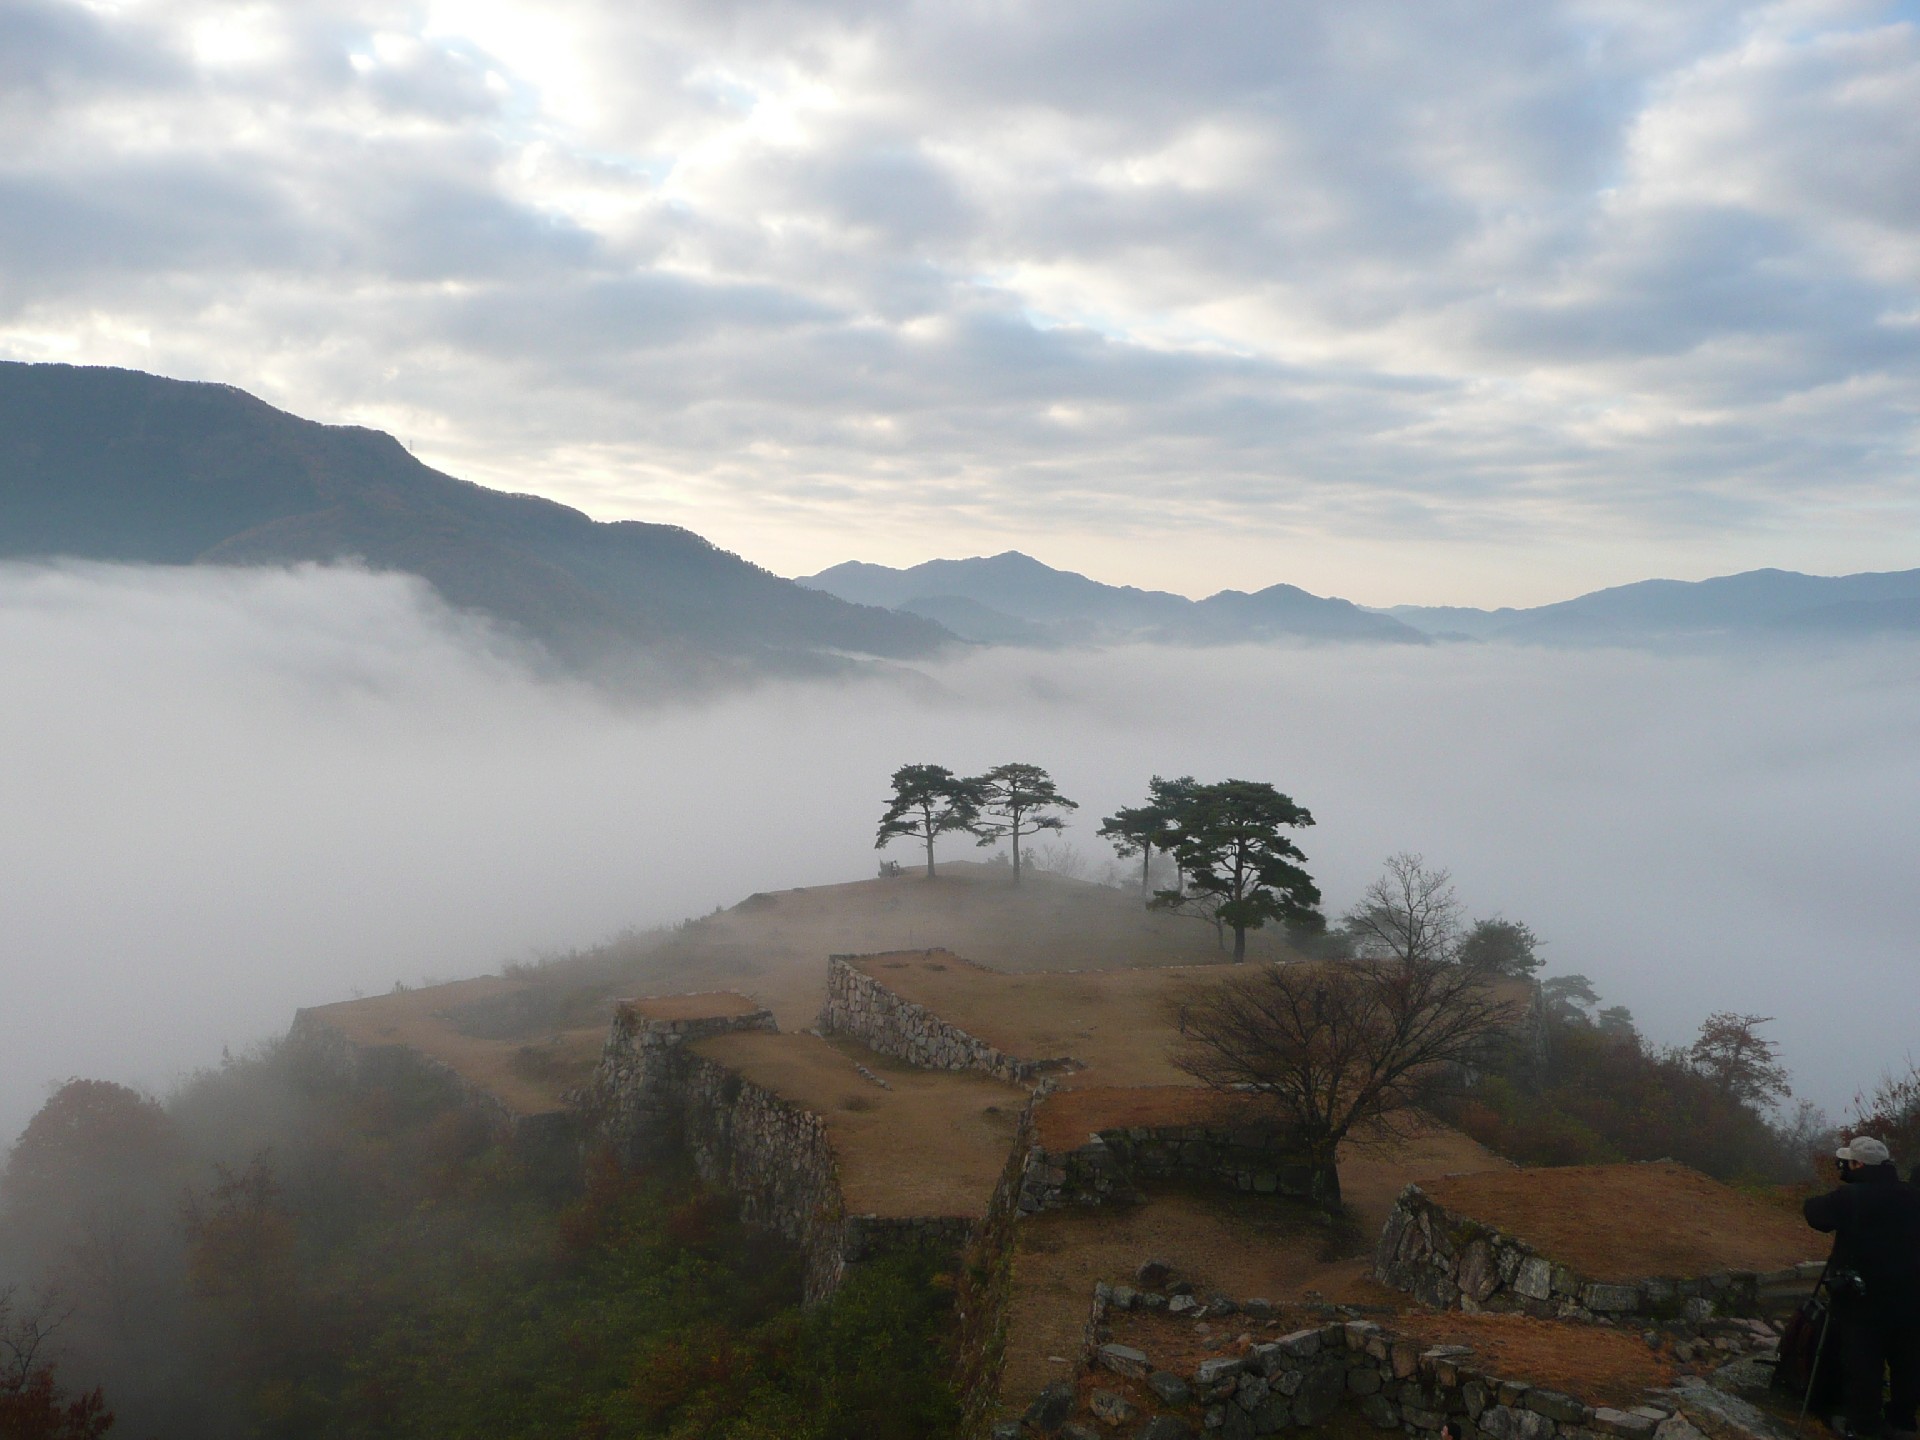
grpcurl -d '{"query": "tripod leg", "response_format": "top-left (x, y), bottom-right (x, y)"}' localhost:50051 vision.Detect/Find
top-left (1805, 1308), bottom-right (1836, 1425)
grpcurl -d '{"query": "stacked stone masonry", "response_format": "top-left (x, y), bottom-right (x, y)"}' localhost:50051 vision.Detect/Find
top-left (1017, 1123), bottom-right (1332, 1213)
top-left (819, 954), bottom-right (1069, 1085)
top-left (1374, 1184), bottom-right (1822, 1323)
top-left (1009, 1287), bottom-right (1791, 1440)
top-left (955, 1090), bottom-right (1049, 1436)
top-left (583, 1001), bottom-right (778, 1165)
top-left (675, 1048), bottom-right (892, 1304)
top-left (586, 1000), bottom-right (980, 1304)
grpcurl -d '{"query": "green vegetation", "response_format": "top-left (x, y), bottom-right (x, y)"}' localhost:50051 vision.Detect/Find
top-left (874, 760), bottom-right (1078, 883)
top-left (0, 1047), bottom-right (961, 1440)
top-left (1456, 917), bottom-right (1545, 978)
top-left (1149, 780), bottom-right (1321, 961)
top-left (1095, 774), bottom-right (1196, 894)
top-left (971, 762), bottom-right (1079, 883)
top-left (875, 764), bottom-right (983, 879)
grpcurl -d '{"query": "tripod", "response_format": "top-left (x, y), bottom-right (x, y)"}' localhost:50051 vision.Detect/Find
top-left (1802, 1263), bottom-right (1835, 1426)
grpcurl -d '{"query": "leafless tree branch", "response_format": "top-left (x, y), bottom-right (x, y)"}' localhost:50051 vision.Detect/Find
top-left (1172, 952), bottom-right (1523, 1203)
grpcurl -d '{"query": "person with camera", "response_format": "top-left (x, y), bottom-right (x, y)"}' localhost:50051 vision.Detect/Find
top-left (1804, 1136), bottom-right (1920, 1439)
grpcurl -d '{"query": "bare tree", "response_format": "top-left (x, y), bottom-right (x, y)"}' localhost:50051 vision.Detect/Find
top-left (1029, 840), bottom-right (1088, 880)
top-left (0, 1285), bottom-right (111, 1439)
top-left (0, 1286), bottom-right (66, 1394)
top-left (1172, 954), bottom-right (1523, 1204)
top-left (1852, 1061), bottom-right (1920, 1167)
top-left (1342, 853), bottom-right (1461, 965)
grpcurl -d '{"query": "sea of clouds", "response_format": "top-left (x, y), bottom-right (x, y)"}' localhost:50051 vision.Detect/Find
top-left (2, 559), bottom-right (1914, 1140)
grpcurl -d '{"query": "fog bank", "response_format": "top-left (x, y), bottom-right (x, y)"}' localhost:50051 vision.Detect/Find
top-left (2, 561), bottom-right (1914, 1140)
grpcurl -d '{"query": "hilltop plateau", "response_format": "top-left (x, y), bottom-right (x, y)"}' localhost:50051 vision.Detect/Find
top-left (281, 859), bottom-right (1827, 1440)
top-left (464, 860), bottom-right (1295, 1040)
top-left (4, 852), bottom-right (1856, 1440)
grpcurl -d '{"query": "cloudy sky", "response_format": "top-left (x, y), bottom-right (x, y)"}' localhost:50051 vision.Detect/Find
top-left (4, 0), bottom-right (1918, 604)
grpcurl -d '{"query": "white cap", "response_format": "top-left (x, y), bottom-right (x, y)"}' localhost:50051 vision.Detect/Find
top-left (1837, 1136), bottom-right (1892, 1166)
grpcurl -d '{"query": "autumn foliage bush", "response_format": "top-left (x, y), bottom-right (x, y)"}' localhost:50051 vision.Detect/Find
top-left (1853, 1063), bottom-right (1920, 1168)
top-left (1444, 1017), bottom-right (1807, 1183)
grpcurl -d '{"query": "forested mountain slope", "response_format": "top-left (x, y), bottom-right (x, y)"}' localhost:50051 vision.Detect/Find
top-left (0, 362), bottom-right (952, 671)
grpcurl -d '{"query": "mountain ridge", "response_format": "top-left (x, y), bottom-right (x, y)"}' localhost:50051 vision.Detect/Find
top-left (802, 551), bottom-right (1920, 648)
top-left (800, 552), bottom-right (1427, 646)
top-left (1387, 565), bottom-right (1920, 643)
top-left (0, 361), bottom-right (954, 674)
top-left (9, 361), bottom-right (1913, 663)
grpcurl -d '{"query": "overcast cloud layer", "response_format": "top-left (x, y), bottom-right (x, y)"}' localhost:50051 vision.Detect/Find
top-left (3, 560), bottom-right (1916, 1141)
top-left (3, 0), bottom-right (1918, 601)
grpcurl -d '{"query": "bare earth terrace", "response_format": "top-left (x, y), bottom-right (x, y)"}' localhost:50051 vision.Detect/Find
top-left (689, 1029), bottom-right (1028, 1218)
top-left (639, 863), bottom-right (1278, 1032)
top-left (623, 990), bottom-right (764, 1023)
top-left (1421, 1163), bottom-right (1817, 1281)
top-left (297, 977), bottom-right (606, 1116)
top-left (843, 949), bottom-right (1246, 1088)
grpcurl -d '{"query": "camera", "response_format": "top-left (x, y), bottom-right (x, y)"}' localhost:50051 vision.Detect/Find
top-left (1830, 1268), bottom-right (1868, 1301)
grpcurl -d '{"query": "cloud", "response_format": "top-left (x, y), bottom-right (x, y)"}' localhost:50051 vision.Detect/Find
top-left (0, 0), bottom-right (1917, 599)
top-left (2, 560), bottom-right (1915, 1142)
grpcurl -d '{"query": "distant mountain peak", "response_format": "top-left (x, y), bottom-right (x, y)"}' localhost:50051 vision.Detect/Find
top-left (1386, 565), bottom-right (1920, 644)
top-left (799, 551), bottom-right (1427, 646)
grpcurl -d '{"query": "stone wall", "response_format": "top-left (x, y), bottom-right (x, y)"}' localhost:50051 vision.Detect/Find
top-left (1015, 1121), bottom-right (1333, 1213)
top-left (1374, 1183), bottom-right (1821, 1323)
top-left (1005, 1289), bottom-right (1788, 1440)
top-left (581, 1001), bottom-right (777, 1165)
top-left (956, 1088), bottom-right (1051, 1433)
top-left (672, 1047), bottom-right (850, 1301)
top-left (585, 1001), bottom-right (980, 1304)
top-left (674, 1050), bottom-right (980, 1303)
top-left (819, 955), bottom-right (1069, 1085)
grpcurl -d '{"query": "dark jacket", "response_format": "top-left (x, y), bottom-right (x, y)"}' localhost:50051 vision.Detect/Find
top-left (1805, 1162), bottom-right (1920, 1325)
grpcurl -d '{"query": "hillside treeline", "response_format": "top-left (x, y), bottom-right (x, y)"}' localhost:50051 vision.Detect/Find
top-left (1442, 978), bottom-right (1856, 1186)
top-left (0, 1047), bottom-right (960, 1440)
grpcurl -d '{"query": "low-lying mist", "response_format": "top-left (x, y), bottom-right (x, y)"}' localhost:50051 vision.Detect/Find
top-left (3, 559), bottom-right (1914, 1140)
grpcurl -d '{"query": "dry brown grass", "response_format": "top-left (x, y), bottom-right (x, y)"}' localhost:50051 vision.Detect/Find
top-left (690, 1030), bottom-right (1027, 1217)
top-left (289, 865), bottom-right (1287, 1120)
top-left (635, 862), bottom-right (1283, 1031)
top-left (301, 978), bottom-right (606, 1115)
top-left (623, 991), bottom-right (762, 1022)
top-left (1423, 1163), bottom-right (1821, 1280)
top-left (848, 948), bottom-right (1256, 1088)
top-left (1390, 1312), bottom-right (1681, 1402)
